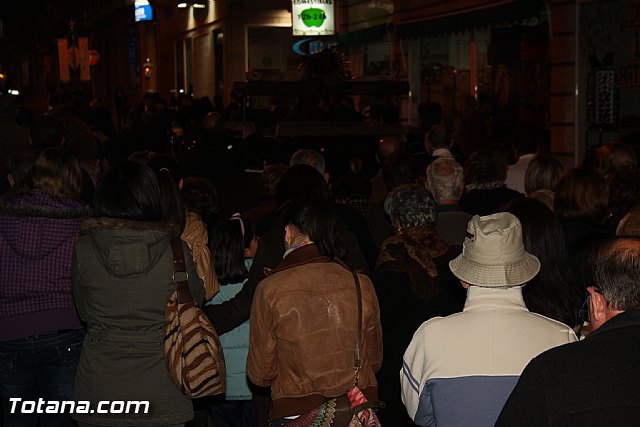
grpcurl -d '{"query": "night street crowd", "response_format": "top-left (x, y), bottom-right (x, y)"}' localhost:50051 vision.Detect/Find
top-left (1, 89), bottom-right (640, 426)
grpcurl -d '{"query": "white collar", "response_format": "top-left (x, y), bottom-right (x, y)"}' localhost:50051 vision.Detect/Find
top-left (518, 153), bottom-right (537, 161)
top-left (463, 286), bottom-right (528, 311)
top-left (432, 148), bottom-right (453, 157)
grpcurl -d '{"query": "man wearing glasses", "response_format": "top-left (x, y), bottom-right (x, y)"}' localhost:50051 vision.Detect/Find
top-left (496, 237), bottom-right (640, 426)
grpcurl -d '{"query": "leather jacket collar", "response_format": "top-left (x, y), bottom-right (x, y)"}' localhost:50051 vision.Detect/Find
top-left (265, 244), bottom-right (333, 276)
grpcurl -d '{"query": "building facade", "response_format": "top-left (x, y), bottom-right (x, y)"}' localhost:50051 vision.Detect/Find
top-left (3, 0), bottom-right (638, 165)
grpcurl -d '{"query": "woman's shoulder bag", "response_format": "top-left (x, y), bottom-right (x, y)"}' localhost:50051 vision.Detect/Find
top-left (164, 237), bottom-right (226, 398)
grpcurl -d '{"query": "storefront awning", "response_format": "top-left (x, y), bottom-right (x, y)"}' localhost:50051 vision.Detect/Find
top-left (397, 0), bottom-right (545, 39)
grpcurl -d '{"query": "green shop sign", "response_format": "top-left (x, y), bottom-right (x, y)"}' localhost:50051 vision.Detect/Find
top-left (292, 0), bottom-right (334, 36)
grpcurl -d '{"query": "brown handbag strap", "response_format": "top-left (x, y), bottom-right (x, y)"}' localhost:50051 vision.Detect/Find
top-left (170, 237), bottom-right (194, 304)
top-left (352, 271), bottom-right (362, 387)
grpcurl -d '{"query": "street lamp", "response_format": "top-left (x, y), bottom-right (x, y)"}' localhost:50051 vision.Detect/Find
top-left (176, 1), bottom-right (207, 8)
top-left (143, 57), bottom-right (153, 79)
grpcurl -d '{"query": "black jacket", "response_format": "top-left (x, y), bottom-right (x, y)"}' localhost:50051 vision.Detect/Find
top-left (496, 309), bottom-right (640, 426)
top-left (373, 224), bottom-right (464, 427)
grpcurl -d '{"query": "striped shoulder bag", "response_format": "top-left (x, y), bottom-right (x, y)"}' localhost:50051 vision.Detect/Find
top-left (164, 237), bottom-right (226, 398)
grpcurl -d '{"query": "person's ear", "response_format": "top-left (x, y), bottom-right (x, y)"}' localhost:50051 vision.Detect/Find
top-left (7, 174), bottom-right (14, 188)
top-left (323, 171), bottom-right (330, 184)
top-left (284, 224), bottom-right (295, 248)
top-left (178, 178), bottom-right (184, 190)
top-left (284, 224), bottom-right (291, 245)
top-left (460, 280), bottom-right (470, 289)
top-left (588, 287), bottom-right (607, 327)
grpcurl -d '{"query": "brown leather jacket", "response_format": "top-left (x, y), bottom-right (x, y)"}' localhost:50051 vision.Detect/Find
top-left (247, 244), bottom-right (383, 419)
top-left (181, 211), bottom-right (218, 300)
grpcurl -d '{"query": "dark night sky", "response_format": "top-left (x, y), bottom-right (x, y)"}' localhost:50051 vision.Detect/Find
top-left (1, 1), bottom-right (113, 45)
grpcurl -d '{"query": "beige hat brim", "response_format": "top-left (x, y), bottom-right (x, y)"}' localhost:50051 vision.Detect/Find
top-left (449, 252), bottom-right (541, 287)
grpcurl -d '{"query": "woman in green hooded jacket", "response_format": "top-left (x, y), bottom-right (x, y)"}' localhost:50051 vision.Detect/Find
top-left (72, 161), bottom-right (204, 426)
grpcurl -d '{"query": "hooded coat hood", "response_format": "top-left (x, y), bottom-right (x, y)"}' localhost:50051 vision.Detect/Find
top-left (80, 217), bottom-right (175, 278)
top-left (0, 189), bottom-right (88, 260)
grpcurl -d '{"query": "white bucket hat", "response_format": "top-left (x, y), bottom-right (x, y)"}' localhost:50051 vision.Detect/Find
top-left (449, 212), bottom-right (540, 287)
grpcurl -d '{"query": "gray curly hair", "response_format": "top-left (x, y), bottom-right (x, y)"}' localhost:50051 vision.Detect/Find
top-left (426, 157), bottom-right (464, 202)
top-left (384, 184), bottom-right (437, 230)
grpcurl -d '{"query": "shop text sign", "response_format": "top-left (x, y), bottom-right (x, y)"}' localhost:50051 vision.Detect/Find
top-left (292, 0), bottom-right (335, 36)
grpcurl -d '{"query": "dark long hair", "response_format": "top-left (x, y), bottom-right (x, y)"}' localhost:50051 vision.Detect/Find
top-left (147, 155), bottom-right (186, 234)
top-left (554, 167), bottom-right (609, 223)
top-left (504, 197), bottom-right (583, 327)
top-left (284, 198), bottom-right (346, 261)
top-left (93, 161), bottom-right (162, 221)
top-left (210, 217), bottom-right (254, 286)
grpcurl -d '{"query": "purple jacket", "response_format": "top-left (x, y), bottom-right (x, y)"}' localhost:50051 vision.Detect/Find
top-left (0, 189), bottom-right (89, 340)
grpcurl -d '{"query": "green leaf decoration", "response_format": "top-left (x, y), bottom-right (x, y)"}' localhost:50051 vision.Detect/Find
top-left (300, 8), bottom-right (327, 28)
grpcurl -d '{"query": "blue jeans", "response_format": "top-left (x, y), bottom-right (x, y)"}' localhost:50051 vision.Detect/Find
top-left (0, 329), bottom-right (84, 427)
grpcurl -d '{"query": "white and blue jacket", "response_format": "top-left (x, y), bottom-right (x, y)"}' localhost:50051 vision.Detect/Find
top-left (401, 286), bottom-right (577, 427)
top-left (206, 258), bottom-right (253, 400)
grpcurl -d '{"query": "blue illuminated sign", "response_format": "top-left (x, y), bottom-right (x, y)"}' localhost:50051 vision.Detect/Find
top-left (135, 0), bottom-right (153, 22)
top-left (292, 38), bottom-right (337, 56)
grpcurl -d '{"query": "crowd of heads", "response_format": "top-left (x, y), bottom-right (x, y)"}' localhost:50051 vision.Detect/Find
top-left (3, 88), bottom-right (640, 326)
